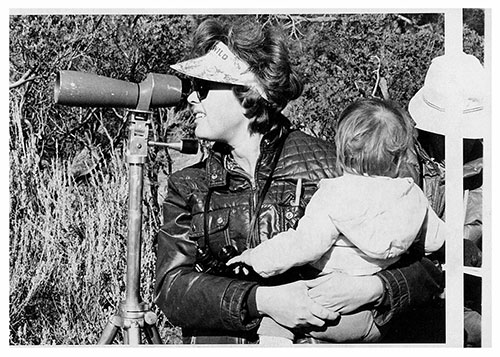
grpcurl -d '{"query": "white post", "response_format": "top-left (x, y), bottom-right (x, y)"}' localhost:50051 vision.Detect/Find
top-left (481, 8), bottom-right (491, 348)
top-left (444, 8), bottom-right (464, 347)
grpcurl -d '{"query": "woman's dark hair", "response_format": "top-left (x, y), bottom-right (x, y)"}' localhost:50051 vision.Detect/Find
top-left (335, 98), bottom-right (415, 178)
top-left (190, 18), bottom-right (303, 134)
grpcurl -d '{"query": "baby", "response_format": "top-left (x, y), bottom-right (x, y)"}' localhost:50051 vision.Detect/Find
top-left (228, 98), bottom-right (446, 345)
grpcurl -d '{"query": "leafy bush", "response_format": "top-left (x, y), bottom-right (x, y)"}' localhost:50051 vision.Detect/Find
top-left (282, 13), bottom-right (445, 139)
top-left (9, 13), bottom-right (484, 159)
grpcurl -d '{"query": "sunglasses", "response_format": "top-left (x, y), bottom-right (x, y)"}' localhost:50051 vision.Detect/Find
top-left (191, 79), bottom-right (235, 101)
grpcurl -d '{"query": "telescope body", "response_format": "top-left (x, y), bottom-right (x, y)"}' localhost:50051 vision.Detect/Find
top-left (54, 70), bottom-right (183, 108)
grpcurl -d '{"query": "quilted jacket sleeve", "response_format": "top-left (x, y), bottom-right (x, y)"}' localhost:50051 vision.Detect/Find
top-left (154, 173), bottom-right (260, 331)
top-left (373, 257), bottom-right (444, 327)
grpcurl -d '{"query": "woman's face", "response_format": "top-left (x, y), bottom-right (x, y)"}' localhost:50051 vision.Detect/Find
top-left (188, 80), bottom-right (249, 144)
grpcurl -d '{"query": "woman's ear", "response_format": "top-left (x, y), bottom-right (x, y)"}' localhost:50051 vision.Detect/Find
top-left (238, 94), bottom-right (260, 119)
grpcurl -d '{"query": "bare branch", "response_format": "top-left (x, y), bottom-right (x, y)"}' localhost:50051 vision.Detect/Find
top-left (379, 78), bottom-right (390, 100)
top-left (395, 14), bottom-right (434, 31)
top-left (371, 55), bottom-right (381, 97)
top-left (273, 14), bottom-right (339, 23)
top-left (9, 69), bottom-right (36, 90)
top-left (396, 14), bottom-right (414, 25)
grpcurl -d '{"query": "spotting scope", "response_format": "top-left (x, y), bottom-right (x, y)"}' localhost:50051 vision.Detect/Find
top-left (54, 70), bottom-right (186, 109)
top-left (54, 70), bottom-right (197, 154)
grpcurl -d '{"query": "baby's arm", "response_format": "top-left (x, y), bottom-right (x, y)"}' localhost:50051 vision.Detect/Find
top-left (226, 248), bottom-right (253, 266)
top-left (228, 186), bottom-right (340, 278)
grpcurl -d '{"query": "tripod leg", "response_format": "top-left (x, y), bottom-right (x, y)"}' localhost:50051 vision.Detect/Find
top-left (98, 316), bottom-right (121, 344)
top-left (124, 322), bottom-right (142, 345)
top-left (144, 323), bottom-right (162, 344)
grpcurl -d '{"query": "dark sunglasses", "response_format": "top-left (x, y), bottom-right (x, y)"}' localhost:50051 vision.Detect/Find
top-left (191, 79), bottom-right (211, 101)
top-left (191, 79), bottom-right (235, 101)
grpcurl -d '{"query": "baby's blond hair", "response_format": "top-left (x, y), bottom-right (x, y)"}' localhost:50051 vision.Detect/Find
top-left (336, 98), bottom-right (415, 178)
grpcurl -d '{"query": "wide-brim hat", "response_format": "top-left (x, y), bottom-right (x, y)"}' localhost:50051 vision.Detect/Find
top-left (408, 52), bottom-right (488, 139)
top-left (170, 41), bottom-right (268, 100)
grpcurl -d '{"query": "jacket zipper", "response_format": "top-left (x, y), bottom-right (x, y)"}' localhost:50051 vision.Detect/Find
top-left (226, 157), bottom-right (261, 247)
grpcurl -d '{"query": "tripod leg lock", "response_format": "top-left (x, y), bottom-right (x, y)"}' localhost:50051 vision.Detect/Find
top-left (144, 311), bottom-right (158, 325)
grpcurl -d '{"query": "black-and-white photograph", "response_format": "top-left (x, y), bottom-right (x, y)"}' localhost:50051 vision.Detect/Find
top-left (7, 5), bottom-right (493, 349)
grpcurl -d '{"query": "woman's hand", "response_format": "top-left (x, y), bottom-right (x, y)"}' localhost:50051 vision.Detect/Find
top-left (305, 274), bottom-right (384, 314)
top-left (255, 280), bottom-right (339, 329)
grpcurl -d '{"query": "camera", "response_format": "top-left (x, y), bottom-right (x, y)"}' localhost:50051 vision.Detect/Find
top-left (195, 245), bottom-right (258, 280)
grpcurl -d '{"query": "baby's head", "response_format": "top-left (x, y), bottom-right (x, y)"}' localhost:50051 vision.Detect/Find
top-left (335, 98), bottom-right (414, 178)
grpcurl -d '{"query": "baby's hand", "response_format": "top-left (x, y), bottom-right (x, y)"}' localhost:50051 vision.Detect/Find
top-left (226, 249), bottom-right (253, 267)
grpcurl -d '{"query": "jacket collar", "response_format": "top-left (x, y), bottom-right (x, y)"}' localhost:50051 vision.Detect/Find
top-left (206, 150), bottom-right (227, 187)
top-left (205, 117), bottom-right (291, 188)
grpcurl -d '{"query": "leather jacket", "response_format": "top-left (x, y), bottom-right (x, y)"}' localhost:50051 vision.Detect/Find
top-left (155, 123), bottom-right (444, 344)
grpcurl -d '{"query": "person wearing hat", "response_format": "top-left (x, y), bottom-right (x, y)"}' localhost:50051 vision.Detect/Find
top-left (155, 18), bottom-right (444, 344)
top-left (409, 51), bottom-right (485, 347)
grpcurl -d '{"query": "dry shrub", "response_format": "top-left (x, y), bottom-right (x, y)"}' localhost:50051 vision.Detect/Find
top-left (9, 99), bottom-right (181, 344)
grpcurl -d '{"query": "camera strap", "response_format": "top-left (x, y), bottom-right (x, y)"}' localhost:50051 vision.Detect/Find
top-left (247, 130), bottom-right (289, 248)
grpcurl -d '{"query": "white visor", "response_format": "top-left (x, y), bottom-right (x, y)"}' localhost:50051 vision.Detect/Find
top-left (171, 41), bottom-right (268, 100)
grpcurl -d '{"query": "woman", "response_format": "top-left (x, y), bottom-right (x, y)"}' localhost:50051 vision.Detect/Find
top-left (155, 18), bottom-right (443, 344)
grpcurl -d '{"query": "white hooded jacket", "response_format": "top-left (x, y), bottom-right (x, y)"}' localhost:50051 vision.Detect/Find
top-left (250, 173), bottom-right (446, 277)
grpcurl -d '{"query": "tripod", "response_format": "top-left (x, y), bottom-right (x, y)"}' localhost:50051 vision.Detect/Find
top-left (96, 99), bottom-right (198, 344)
top-left (54, 71), bottom-right (195, 344)
top-left (98, 108), bottom-right (162, 344)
